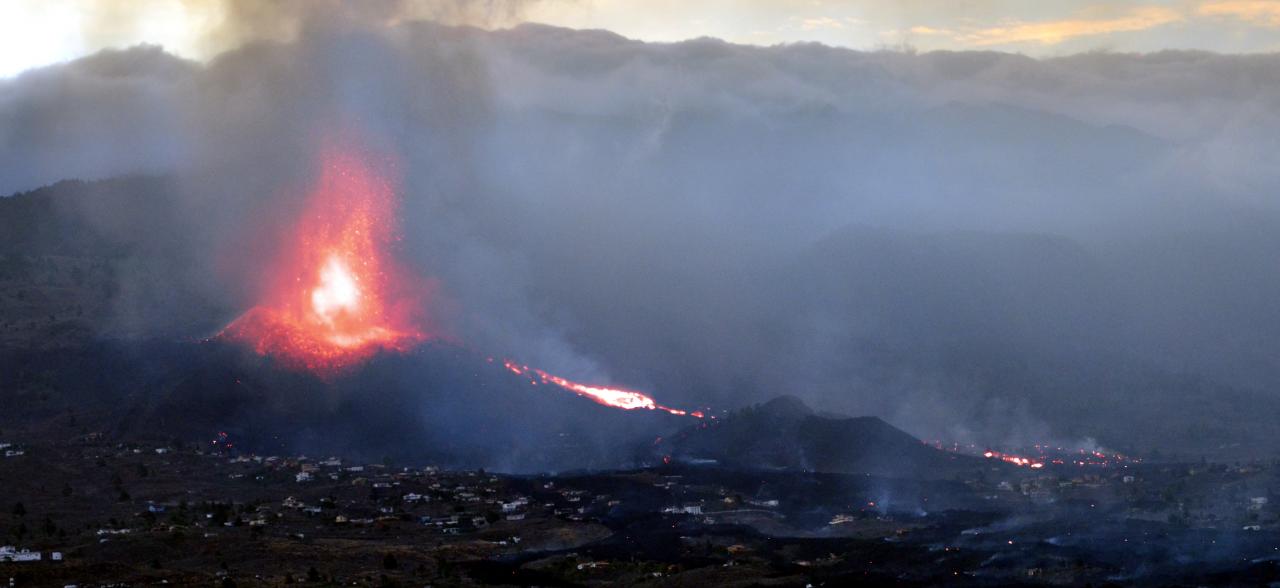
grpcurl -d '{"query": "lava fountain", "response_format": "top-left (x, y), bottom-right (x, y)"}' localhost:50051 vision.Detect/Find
top-left (219, 145), bottom-right (429, 373)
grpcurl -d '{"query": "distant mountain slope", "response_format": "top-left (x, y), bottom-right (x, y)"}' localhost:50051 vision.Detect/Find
top-left (0, 176), bottom-right (233, 346)
top-left (0, 338), bottom-right (694, 473)
top-left (776, 224), bottom-right (1280, 457)
top-left (656, 396), bottom-right (985, 479)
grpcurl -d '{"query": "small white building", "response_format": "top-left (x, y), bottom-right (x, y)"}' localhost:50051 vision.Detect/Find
top-left (829, 514), bottom-right (856, 525)
top-left (0, 546), bottom-right (41, 562)
top-left (295, 471), bottom-right (314, 483)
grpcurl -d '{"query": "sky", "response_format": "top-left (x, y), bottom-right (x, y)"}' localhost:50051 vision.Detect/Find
top-left (2, 0), bottom-right (1280, 77)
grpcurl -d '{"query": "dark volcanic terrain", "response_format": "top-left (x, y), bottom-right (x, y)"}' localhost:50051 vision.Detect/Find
top-left (5, 178), bottom-right (1280, 587)
top-left (4, 425), bottom-right (1280, 586)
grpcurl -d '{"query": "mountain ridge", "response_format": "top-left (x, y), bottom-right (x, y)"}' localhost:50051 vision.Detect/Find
top-left (655, 395), bottom-right (987, 479)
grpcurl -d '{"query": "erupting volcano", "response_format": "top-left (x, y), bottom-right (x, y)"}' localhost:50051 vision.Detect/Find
top-left (219, 142), bottom-right (702, 416)
top-left (219, 145), bottom-right (429, 373)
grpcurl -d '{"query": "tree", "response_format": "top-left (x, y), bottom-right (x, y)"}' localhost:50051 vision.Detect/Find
top-left (383, 553), bottom-right (399, 570)
top-left (307, 567), bottom-right (322, 582)
top-left (209, 503), bottom-right (230, 526)
top-left (11, 502), bottom-right (25, 516)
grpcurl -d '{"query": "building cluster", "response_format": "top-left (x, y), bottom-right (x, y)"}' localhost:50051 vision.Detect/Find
top-left (959, 462), bottom-right (1280, 531)
top-left (0, 442), bottom-right (23, 458)
top-left (0, 546), bottom-right (61, 563)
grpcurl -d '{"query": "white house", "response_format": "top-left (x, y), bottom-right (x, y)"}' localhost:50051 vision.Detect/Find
top-left (0, 546), bottom-right (41, 562)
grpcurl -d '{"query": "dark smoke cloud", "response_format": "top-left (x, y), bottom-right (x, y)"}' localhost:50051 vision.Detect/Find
top-left (3, 15), bottom-right (1280, 455)
top-left (75, 0), bottom-right (546, 57)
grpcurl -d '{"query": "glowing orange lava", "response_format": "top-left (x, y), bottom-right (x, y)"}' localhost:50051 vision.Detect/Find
top-left (501, 359), bottom-right (703, 418)
top-left (219, 145), bottom-right (428, 373)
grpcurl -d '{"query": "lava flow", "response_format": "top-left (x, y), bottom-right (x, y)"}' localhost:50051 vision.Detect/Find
top-left (501, 359), bottom-right (705, 418)
top-left (219, 145), bottom-right (428, 373)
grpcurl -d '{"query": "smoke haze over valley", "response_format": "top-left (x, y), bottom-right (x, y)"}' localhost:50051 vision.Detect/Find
top-left (4, 4), bottom-right (1280, 460)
